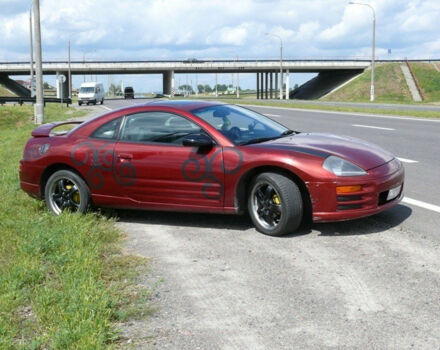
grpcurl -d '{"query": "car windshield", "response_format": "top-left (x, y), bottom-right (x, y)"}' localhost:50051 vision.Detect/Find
top-left (80, 87), bottom-right (94, 93)
top-left (191, 104), bottom-right (290, 145)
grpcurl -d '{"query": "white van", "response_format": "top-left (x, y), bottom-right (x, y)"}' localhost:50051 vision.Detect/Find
top-left (78, 82), bottom-right (105, 106)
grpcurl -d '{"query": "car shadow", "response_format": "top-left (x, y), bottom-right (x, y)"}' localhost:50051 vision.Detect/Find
top-left (113, 209), bottom-right (255, 231)
top-left (313, 204), bottom-right (412, 236)
top-left (104, 204), bottom-right (411, 238)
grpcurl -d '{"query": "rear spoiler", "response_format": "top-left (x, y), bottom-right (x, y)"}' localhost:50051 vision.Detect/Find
top-left (31, 121), bottom-right (83, 137)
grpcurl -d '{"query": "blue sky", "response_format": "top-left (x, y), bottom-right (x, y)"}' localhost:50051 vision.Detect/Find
top-left (1, 0), bottom-right (439, 92)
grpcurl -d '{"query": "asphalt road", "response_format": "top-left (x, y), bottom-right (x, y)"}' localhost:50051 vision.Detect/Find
top-left (257, 99), bottom-right (440, 112)
top-left (86, 99), bottom-right (440, 349)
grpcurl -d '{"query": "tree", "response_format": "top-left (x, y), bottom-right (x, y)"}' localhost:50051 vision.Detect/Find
top-left (204, 84), bottom-right (212, 93)
top-left (178, 85), bottom-right (194, 94)
top-left (43, 82), bottom-right (50, 89)
top-left (108, 83), bottom-right (121, 96)
top-left (197, 84), bottom-right (205, 93)
top-left (214, 84), bottom-right (227, 92)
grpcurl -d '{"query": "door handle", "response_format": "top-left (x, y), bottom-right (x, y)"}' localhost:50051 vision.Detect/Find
top-left (117, 153), bottom-right (133, 160)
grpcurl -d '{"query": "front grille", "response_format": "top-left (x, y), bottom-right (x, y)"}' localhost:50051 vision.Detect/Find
top-left (336, 187), bottom-right (371, 211)
top-left (337, 204), bottom-right (363, 211)
top-left (337, 195), bottom-right (362, 202)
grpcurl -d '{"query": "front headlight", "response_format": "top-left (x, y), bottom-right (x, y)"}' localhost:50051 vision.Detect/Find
top-left (323, 156), bottom-right (367, 176)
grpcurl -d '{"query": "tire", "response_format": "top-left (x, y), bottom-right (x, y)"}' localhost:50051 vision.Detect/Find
top-left (248, 172), bottom-right (303, 236)
top-left (78, 101), bottom-right (82, 106)
top-left (93, 100), bottom-right (97, 105)
top-left (101, 98), bottom-right (104, 105)
top-left (44, 170), bottom-right (91, 215)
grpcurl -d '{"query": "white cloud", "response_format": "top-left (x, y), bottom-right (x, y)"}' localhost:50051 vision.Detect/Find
top-left (1, 0), bottom-right (438, 61)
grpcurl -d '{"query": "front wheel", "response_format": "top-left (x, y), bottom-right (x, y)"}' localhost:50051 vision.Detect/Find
top-left (45, 170), bottom-right (91, 215)
top-left (248, 172), bottom-right (303, 236)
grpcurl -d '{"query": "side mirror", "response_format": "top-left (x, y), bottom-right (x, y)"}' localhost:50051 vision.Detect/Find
top-left (182, 134), bottom-right (213, 148)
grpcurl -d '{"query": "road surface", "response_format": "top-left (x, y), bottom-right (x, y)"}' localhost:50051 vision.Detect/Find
top-left (84, 99), bottom-right (440, 349)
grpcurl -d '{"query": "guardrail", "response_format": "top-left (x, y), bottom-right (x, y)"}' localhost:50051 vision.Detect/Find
top-left (0, 97), bottom-right (72, 106)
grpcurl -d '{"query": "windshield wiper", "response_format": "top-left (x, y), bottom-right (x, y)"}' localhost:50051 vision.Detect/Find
top-left (239, 136), bottom-right (279, 146)
top-left (280, 129), bottom-right (295, 136)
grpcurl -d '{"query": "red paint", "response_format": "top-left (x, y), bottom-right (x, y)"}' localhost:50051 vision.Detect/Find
top-left (20, 101), bottom-right (404, 222)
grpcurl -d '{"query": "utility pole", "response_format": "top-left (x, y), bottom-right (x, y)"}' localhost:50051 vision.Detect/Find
top-left (29, 8), bottom-right (34, 97)
top-left (349, 2), bottom-right (375, 102)
top-left (68, 39), bottom-right (72, 98)
top-left (33, 0), bottom-right (44, 124)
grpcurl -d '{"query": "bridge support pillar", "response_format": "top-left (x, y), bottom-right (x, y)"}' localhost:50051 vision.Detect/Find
top-left (269, 72), bottom-right (273, 99)
top-left (260, 72), bottom-right (264, 99)
top-left (264, 72), bottom-right (268, 99)
top-left (56, 71), bottom-right (69, 100)
top-left (256, 73), bottom-right (260, 99)
top-left (285, 69), bottom-right (290, 100)
top-left (275, 73), bottom-right (278, 99)
top-left (163, 70), bottom-right (174, 96)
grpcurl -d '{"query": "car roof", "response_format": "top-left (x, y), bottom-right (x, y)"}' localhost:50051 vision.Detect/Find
top-left (141, 99), bottom-right (227, 112)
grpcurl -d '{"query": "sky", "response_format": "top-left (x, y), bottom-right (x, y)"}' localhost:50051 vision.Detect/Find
top-left (1, 0), bottom-right (439, 92)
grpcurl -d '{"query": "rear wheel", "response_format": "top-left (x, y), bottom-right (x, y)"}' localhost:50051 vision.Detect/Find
top-left (45, 170), bottom-right (90, 215)
top-left (78, 101), bottom-right (82, 106)
top-left (248, 172), bottom-right (303, 236)
top-left (101, 98), bottom-right (104, 104)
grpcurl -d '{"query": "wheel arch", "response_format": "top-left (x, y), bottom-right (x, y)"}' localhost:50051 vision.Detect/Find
top-left (235, 166), bottom-right (313, 225)
top-left (39, 163), bottom-right (87, 198)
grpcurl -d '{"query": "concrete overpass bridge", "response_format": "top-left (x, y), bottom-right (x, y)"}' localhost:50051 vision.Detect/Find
top-left (0, 59), bottom-right (437, 99)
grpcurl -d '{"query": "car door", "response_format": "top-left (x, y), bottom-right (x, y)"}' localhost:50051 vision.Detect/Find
top-left (114, 111), bottom-right (224, 208)
top-left (71, 116), bottom-right (124, 197)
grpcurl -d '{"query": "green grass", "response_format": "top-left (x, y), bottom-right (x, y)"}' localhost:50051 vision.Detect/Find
top-left (0, 84), bottom-right (16, 97)
top-left (411, 63), bottom-right (440, 102)
top-left (0, 104), bottom-right (150, 348)
top-left (323, 63), bottom-right (413, 103)
top-left (214, 98), bottom-right (440, 119)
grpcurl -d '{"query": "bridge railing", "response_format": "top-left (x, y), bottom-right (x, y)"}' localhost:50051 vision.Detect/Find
top-left (0, 97), bottom-right (72, 106)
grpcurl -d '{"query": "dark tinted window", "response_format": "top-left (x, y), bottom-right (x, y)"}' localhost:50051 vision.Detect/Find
top-left (120, 112), bottom-right (201, 145)
top-left (191, 104), bottom-right (287, 144)
top-left (90, 117), bottom-right (122, 139)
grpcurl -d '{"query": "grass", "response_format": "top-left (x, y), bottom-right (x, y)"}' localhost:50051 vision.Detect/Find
top-left (0, 104), bottom-right (150, 348)
top-left (323, 63), bottom-right (413, 103)
top-left (410, 62), bottom-right (440, 102)
top-left (0, 85), bottom-right (16, 97)
top-left (214, 98), bottom-right (440, 119)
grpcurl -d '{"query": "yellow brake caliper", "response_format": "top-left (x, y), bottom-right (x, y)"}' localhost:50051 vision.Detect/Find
top-left (273, 194), bottom-right (280, 205)
top-left (66, 184), bottom-right (80, 204)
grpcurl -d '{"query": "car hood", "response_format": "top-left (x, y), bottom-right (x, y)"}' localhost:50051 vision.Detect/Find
top-left (261, 133), bottom-right (395, 170)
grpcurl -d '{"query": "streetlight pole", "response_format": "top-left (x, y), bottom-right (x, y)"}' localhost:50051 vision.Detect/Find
top-left (33, 0), bottom-right (44, 124)
top-left (68, 39), bottom-right (72, 99)
top-left (349, 1), bottom-right (376, 102)
top-left (236, 56), bottom-right (240, 99)
top-left (29, 7), bottom-right (34, 97)
top-left (266, 33), bottom-right (283, 100)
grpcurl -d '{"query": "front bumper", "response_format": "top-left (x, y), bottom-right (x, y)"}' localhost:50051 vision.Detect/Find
top-left (308, 158), bottom-right (405, 222)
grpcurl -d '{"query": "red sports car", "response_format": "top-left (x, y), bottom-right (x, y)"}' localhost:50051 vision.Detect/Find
top-left (20, 101), bottom-right (404, 236)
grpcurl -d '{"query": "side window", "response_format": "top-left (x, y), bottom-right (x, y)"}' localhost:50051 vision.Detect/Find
top-left (90, 117), bottom-right (122, 140)
top-left (120, 112), bottom-right (201, 145)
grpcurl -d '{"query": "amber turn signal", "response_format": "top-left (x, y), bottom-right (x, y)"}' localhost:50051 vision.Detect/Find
top-left (336, 185), bottom-right (362, 194)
